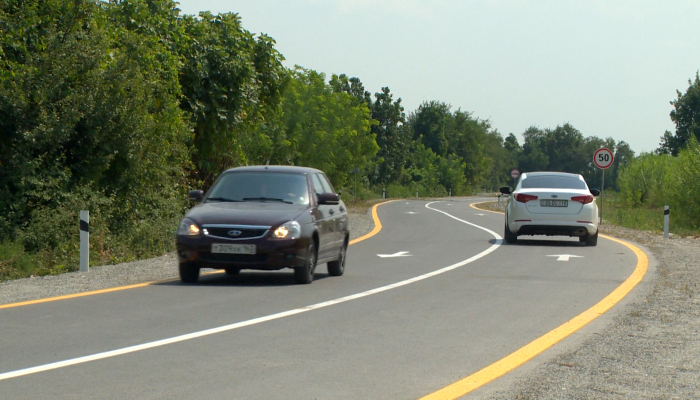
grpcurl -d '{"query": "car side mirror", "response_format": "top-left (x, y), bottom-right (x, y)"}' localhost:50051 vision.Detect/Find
top-left (188, 189), bottom-right (204, 202)
top-left (590, 189), bottom-right (601, 196)
top-left (499, 186), bottom-right (511, 195)
top-left (318, 192), bottom-right (340, 205)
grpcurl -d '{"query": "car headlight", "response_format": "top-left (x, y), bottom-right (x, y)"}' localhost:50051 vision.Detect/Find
top-left (273, 221), bottom-right (301, 240)
top-left (177, 218), bottom-right (202, 236)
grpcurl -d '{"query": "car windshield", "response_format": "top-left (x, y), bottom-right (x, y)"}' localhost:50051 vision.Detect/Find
top-left (206, 172), bottom-right (310, 205)
top-left (521, 175), bottom-right (587, 190)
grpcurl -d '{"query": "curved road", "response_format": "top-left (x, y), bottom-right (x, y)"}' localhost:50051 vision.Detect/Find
top-left (0, 198), bottom-right (644, 399)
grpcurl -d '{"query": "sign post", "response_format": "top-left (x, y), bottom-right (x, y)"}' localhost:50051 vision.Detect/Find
top-left (593, 148), bottom-right (614, 224)
top-left (510, 169), bottom-right (520, 189)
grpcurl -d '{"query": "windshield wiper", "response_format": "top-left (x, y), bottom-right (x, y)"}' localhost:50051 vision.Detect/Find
top-left (242, 197), bottom-right (293, 204)
top-left (205, 197), bottom-right (242, 203)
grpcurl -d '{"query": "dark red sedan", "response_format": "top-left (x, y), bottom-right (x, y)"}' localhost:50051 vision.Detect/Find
top-left (176, 166), bottom-right (349, 284)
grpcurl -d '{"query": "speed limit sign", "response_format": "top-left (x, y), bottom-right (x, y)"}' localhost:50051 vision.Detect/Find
top-left (594, 148), bottom-right (614, 169)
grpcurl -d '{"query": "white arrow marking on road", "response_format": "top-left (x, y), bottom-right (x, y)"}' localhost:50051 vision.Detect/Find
top-left (547, 254), bottom-right (584, 261)
top-left (377, 251), bottom-right (412, 258)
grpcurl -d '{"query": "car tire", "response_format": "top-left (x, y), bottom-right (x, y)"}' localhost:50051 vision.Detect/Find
top-left (327, 241), bottom-right (347, 277)
top-left (584, 231), bottom-right (598, 246)
top-left (504, 220), bottom-right (518, 244)
top-left (294, 243), bottom-right (316, 284)
top-left (179, 262), bottom-right (200, 283)
top-left (224, 268), bottom-right (240, 276)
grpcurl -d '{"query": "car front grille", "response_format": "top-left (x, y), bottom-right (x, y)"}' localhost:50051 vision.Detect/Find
top-left (203, 225), bottom-right (270, 240)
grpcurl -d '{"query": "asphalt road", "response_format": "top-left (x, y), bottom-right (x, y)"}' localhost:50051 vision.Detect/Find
top-left (0, 198), bottom-right (640, 399)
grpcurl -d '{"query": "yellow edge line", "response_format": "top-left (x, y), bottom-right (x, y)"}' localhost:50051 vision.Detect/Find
top-left (421, 204), bottom-right (650, 399)
top-left (1, 200), bottom-right (395, 310)
top-left (350, 200), bottom-right (396, 245)
top-left (470, 201), bottom-right (505, 214)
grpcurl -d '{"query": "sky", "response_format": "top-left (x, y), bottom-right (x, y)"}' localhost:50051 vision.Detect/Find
top-left (176, 0), bottom-right (700, 155)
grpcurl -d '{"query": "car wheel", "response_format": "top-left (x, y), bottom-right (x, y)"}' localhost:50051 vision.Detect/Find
top-left (224, 268), bottom-right (240, 276)
top-left (179, 262), bottom-right (200, 283)
top-left (327, 241), bottom-right (347, 277)
top-left (584, 231), bottom-right (598, 246)
top-left (504, 219), bottom-right (518, 244)
top-left (294, 243), bottom-right (317, 284)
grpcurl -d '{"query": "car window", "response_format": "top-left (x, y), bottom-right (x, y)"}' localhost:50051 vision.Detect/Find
top-left (311, 174), bottom-right (326, 196)
top-left (317, 173), bottom-right (335, 194)
top-left (207, 172), bottom-right (310, 205)
top-left (521, 176), bottom-right (587, 190)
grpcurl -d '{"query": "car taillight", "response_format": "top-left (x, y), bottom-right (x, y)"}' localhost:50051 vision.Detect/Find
top-left (515, 193), bottom-right (538, 203)
top-left (571, 195), bottom-right (594, 204)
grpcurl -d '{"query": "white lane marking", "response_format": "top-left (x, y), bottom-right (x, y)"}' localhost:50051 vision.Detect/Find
top-left (474, 213), bottom-right (485, 216)
top-left (0, 203), bottom-right (502, 381)
top-left (377, 251), bottom-right (411, 258)
top-left (405, 211), bottom-right (417, 214)
top-left (426, 202), bottom-right (503, 241)
top-left (547, 254), bottom-right (584, 261)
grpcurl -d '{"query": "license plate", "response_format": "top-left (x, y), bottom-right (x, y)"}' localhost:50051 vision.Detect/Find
top-left (540, 199), bottom-right (568, 207)
top-left (211, 244), bottom-right (256, 254)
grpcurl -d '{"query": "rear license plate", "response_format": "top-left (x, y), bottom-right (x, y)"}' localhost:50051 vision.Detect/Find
top-left (540, 199), bottom-right (568, 207)
top-left (211, 244), bottom-right (256, 254)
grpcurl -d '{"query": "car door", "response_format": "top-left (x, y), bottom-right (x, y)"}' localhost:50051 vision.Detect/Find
top-left (310, 173), bottom-right (333, 260)
top-left (317, 173), bottom-right (345, 252)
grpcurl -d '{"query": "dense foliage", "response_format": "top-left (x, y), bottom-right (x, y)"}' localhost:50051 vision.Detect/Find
top-left (1, 0), bottom-right (696, 279)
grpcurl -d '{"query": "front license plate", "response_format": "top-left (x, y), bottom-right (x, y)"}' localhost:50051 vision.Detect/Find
top-left (540, 199), bottom-right (568, 207)
top-left (211, 243), bottom-right (256, 254)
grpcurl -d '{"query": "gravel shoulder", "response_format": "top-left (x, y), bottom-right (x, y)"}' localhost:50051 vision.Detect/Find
top-left (474, 200), bottom-right (700, 399)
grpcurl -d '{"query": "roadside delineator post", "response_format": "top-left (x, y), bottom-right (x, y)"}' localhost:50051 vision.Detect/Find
top-left (80, 210), bottom-right (89, 272)
top-left (664, 206), bottom-right (669, 239)
top-left (416, 189), bottom-right (418, 199)
top-left (382, 188), bottom-right (385, 199)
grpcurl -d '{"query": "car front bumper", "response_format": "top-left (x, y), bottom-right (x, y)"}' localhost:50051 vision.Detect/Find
top-left (176, 235), bottom-right (312, 270)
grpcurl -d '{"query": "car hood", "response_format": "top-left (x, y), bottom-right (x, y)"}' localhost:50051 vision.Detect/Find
top-left (185, 202), bottom-right (308, 227)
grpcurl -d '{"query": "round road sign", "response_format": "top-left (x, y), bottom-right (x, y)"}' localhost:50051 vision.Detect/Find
top-left (594, 148), bottom-right (614, 169)
top-left (510, 169), bottom-right (520, 179)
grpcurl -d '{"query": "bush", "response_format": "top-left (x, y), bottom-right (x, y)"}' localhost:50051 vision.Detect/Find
top-left (0, 241), bottom-right (39, 281)
top-left (618, 136), bottom-right (700, 231)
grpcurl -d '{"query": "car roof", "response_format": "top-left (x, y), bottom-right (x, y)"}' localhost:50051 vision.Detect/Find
top-left (222, 165), bottom-right (323, 175)
top-left (521, 171), bottom-right (583, 179)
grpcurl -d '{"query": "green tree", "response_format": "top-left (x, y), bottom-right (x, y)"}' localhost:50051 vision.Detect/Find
top-left (369, 87), bottom-right (408, 184)
top-left (177, 11), bottom-right (286, 185)
top-left (257, 68), bottom-right (378, 187)
top-left (658, 72), bottom-right (700, 156)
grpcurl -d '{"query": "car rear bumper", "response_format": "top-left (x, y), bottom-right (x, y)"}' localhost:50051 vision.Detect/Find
top-left (176, 236), bottom-right (311, 270)
top-left (509, 221), bottom-right (598, 237)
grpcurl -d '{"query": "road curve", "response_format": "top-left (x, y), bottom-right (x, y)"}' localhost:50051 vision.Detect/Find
top-left (0, 198), bottom-right (645, 399)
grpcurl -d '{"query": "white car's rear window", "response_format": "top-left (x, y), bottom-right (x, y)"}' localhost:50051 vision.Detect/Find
top-left (521, 176), bottom-right (587, 190)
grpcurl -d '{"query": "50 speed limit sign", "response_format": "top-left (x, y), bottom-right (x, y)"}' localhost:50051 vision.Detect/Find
top-left (594, 148), bottom-right (614, 169)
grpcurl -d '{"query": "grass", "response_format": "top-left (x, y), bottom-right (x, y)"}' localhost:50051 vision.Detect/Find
top-left (599, 192), bottom-right (699, 237)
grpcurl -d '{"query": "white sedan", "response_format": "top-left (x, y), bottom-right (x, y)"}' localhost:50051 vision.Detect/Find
top-left (499, 172), bottom-right (600, 246)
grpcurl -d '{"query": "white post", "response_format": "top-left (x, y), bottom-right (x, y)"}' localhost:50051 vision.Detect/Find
top-left (449, 189), bottom-right (451, 197)
top-left (600, 169), bottom-right (605, 224)
top-left (416, 189), bottom-right (418, 199)
top-left (382, 188), bottom-right (385, 199)
top-left (664, 206), bottom-right (669, 238)
top-left (79, 210), bottom-right (89, 272)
